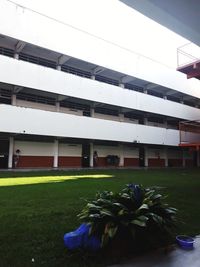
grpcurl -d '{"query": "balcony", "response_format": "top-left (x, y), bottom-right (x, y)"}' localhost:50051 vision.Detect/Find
top-left (0, 55), bottom-right (199, 121)
top-left (0, 104), bottom-right (179, 146)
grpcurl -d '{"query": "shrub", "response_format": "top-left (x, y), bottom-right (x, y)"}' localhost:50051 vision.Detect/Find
top-left (78, 184), bottom-right (177, 251)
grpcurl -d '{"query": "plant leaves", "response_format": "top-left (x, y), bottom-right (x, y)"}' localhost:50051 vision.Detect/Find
top-left (131, 219), bottom-right (146, 227)
top-left (137, 203), bottom-right (149, 211)
top-left (107, 226), bottom-right (118, 238)
top-left (101, 233), bottom-right (110, 247)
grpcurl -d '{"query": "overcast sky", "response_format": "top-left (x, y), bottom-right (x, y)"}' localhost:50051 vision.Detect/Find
top-left (12, 0), bottom-right (189, 69)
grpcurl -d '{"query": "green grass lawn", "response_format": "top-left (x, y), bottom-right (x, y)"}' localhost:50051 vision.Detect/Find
top-left (0, 168), bottom-right (200, 267)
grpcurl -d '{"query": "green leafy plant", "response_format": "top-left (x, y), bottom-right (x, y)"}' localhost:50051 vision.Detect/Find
top-left (78, 184), bottom-right (177, 250)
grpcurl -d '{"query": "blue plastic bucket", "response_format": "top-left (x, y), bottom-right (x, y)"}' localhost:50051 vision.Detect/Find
top-left (176, 235), bottom-right (195, 249)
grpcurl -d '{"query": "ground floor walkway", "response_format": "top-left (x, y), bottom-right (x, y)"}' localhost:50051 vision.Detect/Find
top-left (108, 236), bottom-right (200, 267)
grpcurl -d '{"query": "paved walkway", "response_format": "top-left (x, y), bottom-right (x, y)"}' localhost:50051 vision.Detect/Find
top-left (108, 236), bottom-right (200, 267)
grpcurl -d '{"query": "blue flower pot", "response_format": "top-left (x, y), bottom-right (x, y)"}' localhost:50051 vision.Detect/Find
top-left (176, 235), bottom-right (195, 249)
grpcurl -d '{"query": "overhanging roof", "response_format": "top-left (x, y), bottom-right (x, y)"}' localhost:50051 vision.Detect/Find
top-left (120, 0), bottom-right (200, 46)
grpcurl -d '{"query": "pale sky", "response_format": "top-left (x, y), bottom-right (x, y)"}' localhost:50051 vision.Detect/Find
top-left (12, 0), bottom-right (189, 69)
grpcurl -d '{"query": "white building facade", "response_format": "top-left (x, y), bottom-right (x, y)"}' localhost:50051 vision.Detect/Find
top-left (0, 0), bottom-right (200, 169)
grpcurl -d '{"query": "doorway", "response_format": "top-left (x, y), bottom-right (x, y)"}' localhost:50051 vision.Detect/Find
top-left (82, 143), bottom-right (90, 167)
top-left (0, 140), bottom-right (9, 168)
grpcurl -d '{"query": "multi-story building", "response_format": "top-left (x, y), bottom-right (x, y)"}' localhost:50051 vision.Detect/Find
top-left (0, 0), bottom-right (200, 169)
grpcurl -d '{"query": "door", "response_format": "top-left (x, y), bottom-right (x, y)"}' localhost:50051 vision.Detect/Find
top-left (82, 143), bottom-right (90, 167)
top-left (0, 140), bottom-right (9, 168)
top-left (139, 147), bottom-right (145, 167)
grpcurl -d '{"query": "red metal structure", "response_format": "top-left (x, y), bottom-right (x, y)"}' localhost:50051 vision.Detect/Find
top-left (177, 43), bottom-right (200, 80)
top-left (179, 120), bottom-right (200, 151)
top-left (177, 60), bottom-right (200, 80)
top-left (179, 120), bottom-right (200, 167)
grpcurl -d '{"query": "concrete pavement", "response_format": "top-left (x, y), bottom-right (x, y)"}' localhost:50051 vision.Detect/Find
top-left (108, 236), bottom-right (200, 267)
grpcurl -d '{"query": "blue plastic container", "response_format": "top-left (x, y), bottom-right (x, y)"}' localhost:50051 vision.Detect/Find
top-left (176, 235), bottom-right (195, 249)
top-left (64, 223), bottom-right (101, 251)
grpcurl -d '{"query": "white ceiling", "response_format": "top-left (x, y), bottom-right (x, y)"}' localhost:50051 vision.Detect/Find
top-left (120, 0), bottom-right (200, 46)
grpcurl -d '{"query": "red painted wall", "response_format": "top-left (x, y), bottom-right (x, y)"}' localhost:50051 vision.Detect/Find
top-left (124, 158), bottom-right (139, 167)
top-left (17, 156), bottom-right (53, 168)
top-left (185, 159), bottom-right (194, 167)
top-left (168, 159), bottom-right (182, 167)
top-left (97, 157), bottom-right (107, 167)
top-left (148, 158), bottom-right (165, 167)
top-left (16, 156), bottom-right (82, 168)
top-left (15, 155), bottom-right (192, 169)
top-left (58, 157), bottom-right (81, 167)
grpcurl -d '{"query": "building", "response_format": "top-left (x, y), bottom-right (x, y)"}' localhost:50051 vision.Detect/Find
top-left (0, 0), bottom-right (200, 169)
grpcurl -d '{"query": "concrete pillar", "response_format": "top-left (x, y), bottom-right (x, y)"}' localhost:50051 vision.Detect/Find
top-left (90, 143), bottom-right (94, 167)
top-left (143, 89), bottom-right (148, 94)
top-left (164, 119), bottom-right (168, 128)
top-left (182, 150), bottom-right (186, 168)
top-left (144, 146), bottom-right (148, 167)
top-left (14, 53), bottom-right (19, 60)
top-left (53, 139), bottom-right (59, 168)
top-left (119, 113), bottom-right (124, 122)
top-left (56, 65), bottom-right (61, 71)
top-left (119, 144), bottom-right (124, 167)
top-left (11, 94), bottom-right (17, 105)
top-left (164, 147), bottom-right (168, 167)
top-left (8, 137), bottom-right (14, 168)
top-left (90, 108), bottom-right (95, 117)
top-left (56, 101), bottom-right (60, 112)
top-left (163, 95), bottom-right (167, 100)
top-left (119, 83), bottom-right (124, 88)
top-left (144, 118), bottom-right (148, 125)
top-left (91, 75), bottom-right (95, 80)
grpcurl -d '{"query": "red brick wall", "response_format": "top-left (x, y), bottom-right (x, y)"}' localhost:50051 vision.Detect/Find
top-left (58, 157), bottom-right (81, 167)
top-left (148, 158), bottom-right (165, 167)
top-left (124, 158), bottom-right (139, 167)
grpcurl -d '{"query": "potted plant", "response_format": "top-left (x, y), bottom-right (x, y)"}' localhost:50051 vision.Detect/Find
top-left (78, 184), bottom-right (177, 253)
